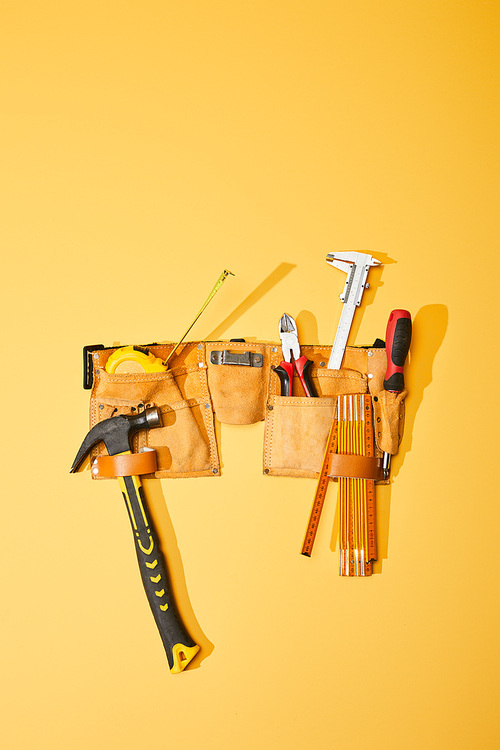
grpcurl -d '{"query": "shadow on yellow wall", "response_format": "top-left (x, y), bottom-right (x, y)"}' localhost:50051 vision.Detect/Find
top-left (207, 262), bottom-right (296, 340)
top-left (135, 301), bottom-right (448, 654)
top-left (144, 478), bottom-right (214, 671)
top-left (374, 303), bottom-right (448, 570)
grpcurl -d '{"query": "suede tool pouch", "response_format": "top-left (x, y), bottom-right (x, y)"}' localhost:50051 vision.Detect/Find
top-left (86, 341), bottom-right (406, 481)
top-left (263, 344), bottom-right (405, 482)
top-left (89, 344), bottom-right (219, 479)
top-left (206, 341), bottom-right (269, 425)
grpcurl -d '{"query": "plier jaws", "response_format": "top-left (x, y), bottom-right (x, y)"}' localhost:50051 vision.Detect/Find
top-left (274, 313), bottom-right (317, 398)
top-left (279, 313), bottom-right (301, 362)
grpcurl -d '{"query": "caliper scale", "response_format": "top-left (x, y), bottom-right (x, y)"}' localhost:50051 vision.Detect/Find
top-left (327, 252), bottom-right (381, 370)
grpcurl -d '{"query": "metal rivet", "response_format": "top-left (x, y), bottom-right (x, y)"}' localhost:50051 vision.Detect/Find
top-left (272, 347), bottom-right (277, 353)
top-left (197, 343), bottom-right (203, 349)
top-left (367, 351), bottom-right (373, 357)
top-left (212, 468), bottom-right (218, 474)
top-left (320, 361), bottom-right (325, 367)
top-left (94, 352), bottom-right (99, 359)
top-left (268, 405), bottom-right (274, 410)
top-left (368, 373), bottom-right (373, 379)
top-left (264, 468), bottom-right (270, 474)
top-left (99, 404), bottom-right (104, 410)
top-left (95, 369), bottom-right (100, 376)
top-left (205, 403), bottom-right (210, 409)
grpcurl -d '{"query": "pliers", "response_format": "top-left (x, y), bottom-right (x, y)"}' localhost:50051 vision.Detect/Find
top-left (273, 313), bottom-right (317, 397)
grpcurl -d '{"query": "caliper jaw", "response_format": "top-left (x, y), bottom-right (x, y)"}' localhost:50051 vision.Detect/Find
top-left (326, 252), bottom-right (381, 306)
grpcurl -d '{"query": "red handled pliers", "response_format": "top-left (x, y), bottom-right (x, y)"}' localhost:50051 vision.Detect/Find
top-left (273, 313), bottom-right (317, 397)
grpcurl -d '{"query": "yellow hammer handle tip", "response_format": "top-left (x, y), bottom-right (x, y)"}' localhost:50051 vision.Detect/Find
top-left (170, 643), bottom-right (201, 674)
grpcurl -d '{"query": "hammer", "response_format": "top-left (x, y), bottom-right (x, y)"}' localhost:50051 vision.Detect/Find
top-left (70, 407), bottom-right (200, 673)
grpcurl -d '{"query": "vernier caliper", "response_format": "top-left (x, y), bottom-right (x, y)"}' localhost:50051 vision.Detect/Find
top-left (326, 252), bottom-right (381, 369)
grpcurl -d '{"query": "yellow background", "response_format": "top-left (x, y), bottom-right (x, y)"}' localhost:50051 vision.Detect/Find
top-left (2, 2), bottom-right (499, 748)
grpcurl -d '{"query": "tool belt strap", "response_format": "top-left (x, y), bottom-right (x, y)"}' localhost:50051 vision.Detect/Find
top-left (328, 454), bottom-right (382, 481)
top-left (92, 451), bottom-right (158, 478)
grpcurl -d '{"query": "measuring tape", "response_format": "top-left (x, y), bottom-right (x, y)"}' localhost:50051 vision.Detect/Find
top-left (104, 269), bottom-right (234, 375)
top-left (105, 346), bottom-right (168, 374)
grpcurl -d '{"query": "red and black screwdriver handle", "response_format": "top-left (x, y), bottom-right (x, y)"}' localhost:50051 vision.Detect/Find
top-left (382, 309), bottom-right (412, 478)
top-left (273, 355), bottom-right (317, 397)
top-left (383, 309), bottom-right (412, 392)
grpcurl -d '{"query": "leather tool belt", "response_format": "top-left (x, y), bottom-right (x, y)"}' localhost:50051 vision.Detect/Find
top-left (85, 340), bottom-right (406, 483)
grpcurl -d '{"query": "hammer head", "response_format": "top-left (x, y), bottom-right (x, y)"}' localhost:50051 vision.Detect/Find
top-left (70, 407), bottom-right (162, 473)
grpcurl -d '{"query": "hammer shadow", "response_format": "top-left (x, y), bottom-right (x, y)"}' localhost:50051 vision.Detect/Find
top-left (373, 303), bottom-right (448, 572)
top-left (142, 478), bottom-right (214, 670)
top-left (206, 262), bottom-right (296, 340)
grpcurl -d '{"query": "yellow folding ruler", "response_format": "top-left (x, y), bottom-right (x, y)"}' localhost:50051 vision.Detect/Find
top-left (301, 394), bottom-right (377, 576)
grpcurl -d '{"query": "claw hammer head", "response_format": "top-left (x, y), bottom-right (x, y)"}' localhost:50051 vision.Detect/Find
top-left (70, 407), bottom-right (162, 473)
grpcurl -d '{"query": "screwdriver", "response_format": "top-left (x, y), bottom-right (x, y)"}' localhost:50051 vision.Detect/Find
top-left (382, 309), bottom-right (412, 479)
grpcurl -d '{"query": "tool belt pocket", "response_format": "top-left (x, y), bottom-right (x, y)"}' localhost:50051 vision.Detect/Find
top-left (371, 388), bottom-right (407, 455)
top-left (89, 361), bottom-right (219, 479)
top-left (206, 341), bottom-right (269, 425)
top-left (263, 368), bottom-right (369, 478)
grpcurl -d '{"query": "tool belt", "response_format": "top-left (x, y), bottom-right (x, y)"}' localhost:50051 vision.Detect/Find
top-left (85, 340), bottom-right (406, 484)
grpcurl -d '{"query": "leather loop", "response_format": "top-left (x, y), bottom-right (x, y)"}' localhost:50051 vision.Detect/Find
top-left (328, 454), bottom-right (382, 481)
top-left (92, 451), bottom-right (158, 478)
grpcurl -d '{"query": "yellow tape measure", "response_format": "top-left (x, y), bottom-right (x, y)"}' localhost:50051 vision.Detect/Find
top-left (163, 268), bottom-right (234, 366)
top-left (105, 346), bottom-right (168, 374)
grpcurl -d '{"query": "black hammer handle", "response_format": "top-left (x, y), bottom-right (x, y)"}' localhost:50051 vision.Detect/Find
top-left (119, 474), bottom-right (199, 673)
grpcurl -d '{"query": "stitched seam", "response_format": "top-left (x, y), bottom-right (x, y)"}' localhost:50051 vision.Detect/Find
top-left (100, 372), bottom-right (176, 383)
top-left (315, 372), bottom-right (366, 379)
top-left (263, 395), bottom-right (277, 470)
top-left (272, 397), bottom-right (339, 407)
top-left (198, 344), bottom-right (218, 472)
top-left (159, 397), bottom-right (207, 412)
top-left (208, 342), bottom-right (266, 350)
